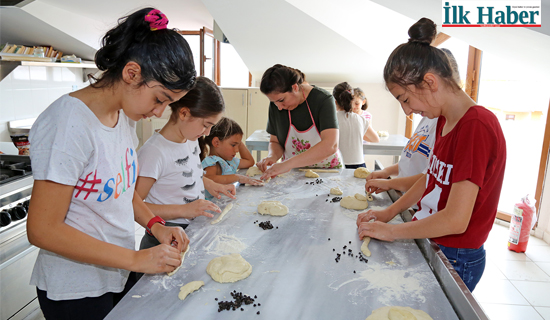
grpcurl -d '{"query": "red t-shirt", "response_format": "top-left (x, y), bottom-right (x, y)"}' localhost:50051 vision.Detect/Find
top-left (413, 106), bottom-right (506, 249)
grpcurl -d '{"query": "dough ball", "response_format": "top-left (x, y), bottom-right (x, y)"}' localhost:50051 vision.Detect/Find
top-left (340, 195), bottom-right (368, 210)
top-left (178, 280), bottom-right (204, 301)
top-left (258, 200), bottom-right (289, 216)
top-left (377, 130), bottom-right (389, 137)
top-left (354, 167), bottom-right (371, 178)
top-left (206, 253), bottom-right (252, 283)
top-left (365, 306), bottom-right (433, 320)
top-left (246, 166), bottom-right (262, 177)
top-left (330, 187), bottom-right (343, 195)
top-left (355, 193), bottom-right (367, 201)
top-left (305, 169), bottom-right (320, 178)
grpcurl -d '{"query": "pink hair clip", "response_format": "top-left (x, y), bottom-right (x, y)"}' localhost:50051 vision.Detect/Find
top-left (145, 9), bottom-right (169, 31)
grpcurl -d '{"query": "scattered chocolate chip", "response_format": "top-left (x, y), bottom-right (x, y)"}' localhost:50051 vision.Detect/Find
top-left (354, 270), bottom-right (356, 273)
top-left (241, 308), bottom-right (244, 311)
top-left (254, 295), bottom-right (257, 298)
top-left (215, 298), bottom-right (218, 301)
top-left (349, 241), bottom-right (352, 244)
top-left (328, 238), bottom-right (330, 241)
top-left (257, 311), bottom-right (260, 315)
top-left (333, 249), bottom-right (335, 251)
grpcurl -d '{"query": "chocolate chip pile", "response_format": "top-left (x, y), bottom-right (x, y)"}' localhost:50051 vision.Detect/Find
top-left (331, 240), bottom-right (368, 264)
top-left (216, 290), bottom-right (261, 314)
top-left (327, 196), bottom-right (342, 203)
top-left (305, 178), bottom-right (324, 185)
top-left (254, 220), bottom-right (278, 230)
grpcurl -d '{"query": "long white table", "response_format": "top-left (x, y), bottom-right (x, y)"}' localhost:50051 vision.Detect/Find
top-left (245, 130), bottom-right (409, 163)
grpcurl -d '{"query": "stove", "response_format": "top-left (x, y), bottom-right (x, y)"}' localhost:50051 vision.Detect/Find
top-left (0, 154), bottom-right (40, 320)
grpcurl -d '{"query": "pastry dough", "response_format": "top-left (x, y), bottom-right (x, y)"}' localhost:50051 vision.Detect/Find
top-left (246, 166), bottom-right (262, 177)
top-left (305, 169), bottom-right (320, 178)
top-left (206, 253), bottom-right (252, 283)
top-left (340, 194), bottom-right (368, 210)
top-left (298, 168), bottom-right (339, 173)
top-left (330, 187), bottom-right (343, 195)
top-left (377, 130), bottom-right (389, 137)
top-left (167, 244), bottom-right (191, 276)
top-left (178, 280), bottom-right (204, 301)
top-left (366, 192), bottom-right (374, 201)
top-left (211, 203), bottom-right (233, 225)
top-left (354, 167), bottom-right (371, 178)
top-left (258, 201), bottom-right (289, 216)
top-left (361, 237), bottom-right (371, 257)
top-left (365, 306), bottom-right (433, 320)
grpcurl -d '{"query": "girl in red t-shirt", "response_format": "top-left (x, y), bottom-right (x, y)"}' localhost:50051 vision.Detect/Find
top-left (357, 18), bottom-right (506, 292)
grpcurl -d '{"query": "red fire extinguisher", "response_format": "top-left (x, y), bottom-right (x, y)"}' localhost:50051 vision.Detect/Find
top-left (508, 195), bottom-right (537, 253)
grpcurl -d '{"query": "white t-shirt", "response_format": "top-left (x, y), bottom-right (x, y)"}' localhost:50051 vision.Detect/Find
top-left (398, 117), bottom-right (438, 178)
top-left (137, 132), bottom-right (205, 225)
top-left (29, 94), bottom-right (138, 300)
top-left (336, 110), bottom-right (369, 165)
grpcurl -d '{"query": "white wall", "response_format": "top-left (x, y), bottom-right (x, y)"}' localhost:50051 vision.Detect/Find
top-left (0, 66), bottom-right (89, 143)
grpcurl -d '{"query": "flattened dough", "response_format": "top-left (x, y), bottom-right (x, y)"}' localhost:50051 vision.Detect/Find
top-left (340, 195), bottom-right (368, 210)
top-left (258, 201), bottom-right (289, 216)
top-left (206, 253), bottom-right (252, 283)
top-left (246, 166), bottom-right (262, 177)
top-left (211, 203), bottom-right (233, 225)
top-left (354, 167), bottom-right (371, 178)
top-left (330, 186), bottom-right (343, 195)
top-left (365, 306), bottom-right (433, 320)
top-left (167, 244), bottom-right (190, 276)
top-left (299, 168), bottom-right (339, 173)
top-left (305, 169), bottom-right (320, 178)
top-left (167, 244), bottom-right (191, 276)
top-left (178, 280), bottom-right (204, 301)
top-left (361, 237), bottom-right (371, 257)
top-left (354, 193), bottom-right (367, 201)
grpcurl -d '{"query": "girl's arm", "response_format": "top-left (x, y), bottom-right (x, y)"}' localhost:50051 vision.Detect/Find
top-left (135, 176), bottom-right (218, 220)
top-left (261, 128), bottom-right (339, 179)
top-left (358, 180), bottom-right (479, 241)
top-left (237, 143), bottom-right (255, 169)
top-left (26, 180), bottom-right (183, 274)
top-left (365, 164), bottom-right (399, 180)
top-left (204, 164), bottom-right (263, 186)
top-left (364, 125), bottom-right (380, 143)
top-left (257, 135), bottom-right (284, 172)
top-left (366, 173), bottom-right (424, 194)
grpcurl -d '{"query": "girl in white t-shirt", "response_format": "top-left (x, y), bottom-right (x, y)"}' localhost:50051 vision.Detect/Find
top-left (350, 87), bottom-right (380, 143)
top-left (136, 77), bottom-right (237, 250)
top-left (27, 8), bottom-right (193, 319)
top-left (333, 82), bottom-right (371, 169)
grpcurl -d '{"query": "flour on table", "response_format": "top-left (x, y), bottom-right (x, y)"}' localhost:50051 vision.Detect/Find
top-left (206, 253), bottom-right (252, 283)
top-left (365, 306), bottom-right (433, 320)
top-left (205, 234), bottom-right (247, 255)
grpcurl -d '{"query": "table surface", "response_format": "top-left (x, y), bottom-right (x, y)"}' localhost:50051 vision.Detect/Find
top-left (106, 169), bottom-right (458, 320)
top-left (245, 130), bottom-right (409, 155)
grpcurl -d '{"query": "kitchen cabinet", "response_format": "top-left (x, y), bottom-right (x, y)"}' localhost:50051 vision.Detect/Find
top-left (220, 88), bottom-right (248, 140)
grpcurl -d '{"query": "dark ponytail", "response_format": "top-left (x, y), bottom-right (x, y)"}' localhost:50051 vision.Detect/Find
top-left (333, 82), bottom-right (353, 113)
top-left (198, 117), bottom-right (243, 161)
top-left (93, 7), bottom-right (196, 92)
top-left (383, 17), bottom-right (459, 91)
top-left (168, 76), bottom-right (225, 123)
top-left (260, 64), bottom-right (304, 94)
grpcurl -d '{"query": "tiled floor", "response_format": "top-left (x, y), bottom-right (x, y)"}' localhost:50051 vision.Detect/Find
top-left (474, 222), bottom-right (550, 320)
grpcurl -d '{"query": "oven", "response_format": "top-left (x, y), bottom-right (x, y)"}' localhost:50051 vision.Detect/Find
top-left (0, 154), bottom-right (40, 320)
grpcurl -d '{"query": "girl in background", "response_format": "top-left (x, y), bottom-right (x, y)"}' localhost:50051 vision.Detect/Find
top-left (357, 18), bottom-right (506, 292)
top-left (27, 8), bottom-right (193, 319)
top-left (200, 117), bottom-right (263, 188)
top-left (136, 77), bottom-right (237, 250)
top-left (351, 87), bottom-right (380, 143)
top-left (333, 82), bottom-right (370, 169)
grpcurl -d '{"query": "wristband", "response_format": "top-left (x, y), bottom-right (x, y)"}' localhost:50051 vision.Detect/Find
top-left (146, 216), bottom-right (165, 236)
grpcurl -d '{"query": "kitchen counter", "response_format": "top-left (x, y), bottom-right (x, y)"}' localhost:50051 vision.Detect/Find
top-left (105, 169), bottom-right (483, 320)
top-left (245, 130), bottom-right (409, 163)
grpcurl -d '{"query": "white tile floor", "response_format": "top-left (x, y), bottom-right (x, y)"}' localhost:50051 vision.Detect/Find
top-left (474, 222), bottom-right (550, 320)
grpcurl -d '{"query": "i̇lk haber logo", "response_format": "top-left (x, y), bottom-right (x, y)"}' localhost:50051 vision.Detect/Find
top-left (442, 1), bottom-right (541, 27)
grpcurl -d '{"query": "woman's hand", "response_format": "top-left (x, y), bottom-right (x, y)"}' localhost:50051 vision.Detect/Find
top-left (365, 179), bottom-right (392, 194)
top-left (132, 244), bottom-right (183, 274)
top-left (182, 200), bottom-right (220, 219)
top-left (260, 161), bottom-right (291, 180)
top-left (237, 174), bottom-right (264, 186)
top-left (358, 221), bottom-right (396, 242)
top-left (257, 156), bottom-right (277, 172)
top-left (204, 178), bottom-right (237, 200)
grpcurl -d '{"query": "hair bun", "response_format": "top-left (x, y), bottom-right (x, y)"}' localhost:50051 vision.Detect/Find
top-left (408, 17), bottom-right (437, 45)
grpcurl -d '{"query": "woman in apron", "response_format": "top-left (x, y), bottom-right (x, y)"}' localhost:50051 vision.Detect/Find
top-left (257, 64), bottom-right (343, 179)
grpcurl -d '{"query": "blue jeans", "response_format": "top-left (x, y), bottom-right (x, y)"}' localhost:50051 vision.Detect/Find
top-left (438, 244), bottom-right (486, 292)
top-left (345, 163), bottom-right (366, 169)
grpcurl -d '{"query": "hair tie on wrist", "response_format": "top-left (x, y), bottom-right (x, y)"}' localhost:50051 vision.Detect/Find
top-left (145, 9), bottom-right (169, 31)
